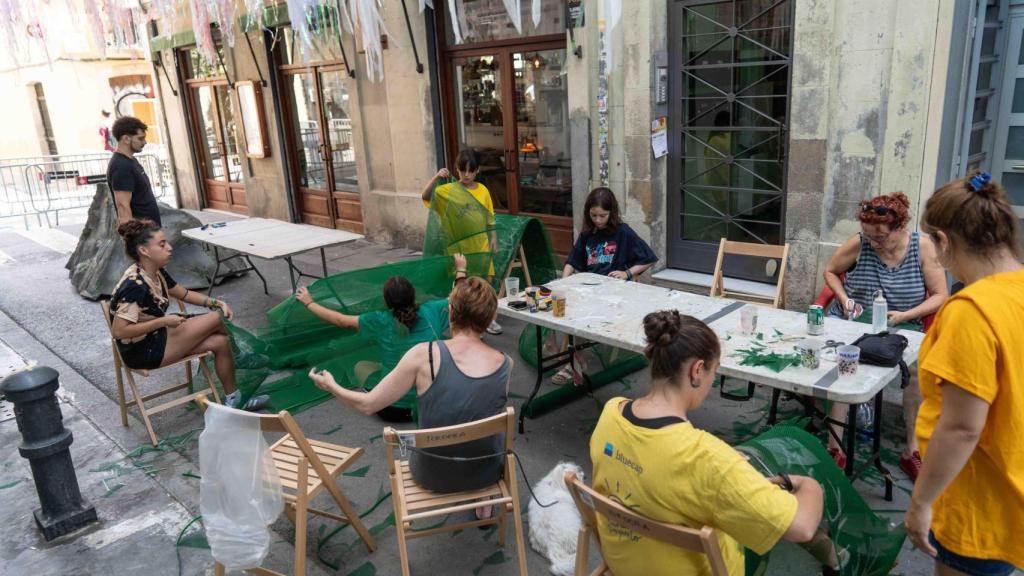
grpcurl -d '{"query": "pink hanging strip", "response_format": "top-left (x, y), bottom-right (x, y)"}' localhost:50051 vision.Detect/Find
top-left (191, 0), bottom-right (217, 65)
top-left (83, 0), bottom-right (107, 57)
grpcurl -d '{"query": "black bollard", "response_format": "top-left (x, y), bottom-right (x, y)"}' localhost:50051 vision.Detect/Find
top-left (1, 366), bottom-right (97, 540)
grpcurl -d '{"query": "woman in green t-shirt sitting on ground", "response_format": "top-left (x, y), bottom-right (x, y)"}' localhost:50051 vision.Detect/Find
top-left (295, 254), bottom-right (469, 422)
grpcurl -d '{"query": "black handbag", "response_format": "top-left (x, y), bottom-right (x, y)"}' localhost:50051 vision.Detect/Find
top-left (851, 331), bottom-right (911, 388)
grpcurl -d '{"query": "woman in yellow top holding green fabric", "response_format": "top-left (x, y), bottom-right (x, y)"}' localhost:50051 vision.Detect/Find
top-left (905, 171), bottom-right (1024, 576)
top-left (589, 310), bottom-right (824, 576)
top-left (421, 148), bottom-right (502, 335)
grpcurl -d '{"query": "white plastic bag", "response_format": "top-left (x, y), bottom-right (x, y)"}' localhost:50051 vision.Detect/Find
top-left (199, 403), bottom-right (284, 571)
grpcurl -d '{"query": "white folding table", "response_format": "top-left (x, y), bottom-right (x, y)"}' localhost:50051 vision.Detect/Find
top-left (182, 217), bottom-right (364, 295)
top-left (498, 273), bottom-right (924, 500)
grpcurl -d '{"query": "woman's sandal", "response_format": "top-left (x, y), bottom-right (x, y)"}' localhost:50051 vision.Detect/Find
top-left (550, 365), bottom-right (577, 386)
top-left (475, 505), bottom-right (493, 529)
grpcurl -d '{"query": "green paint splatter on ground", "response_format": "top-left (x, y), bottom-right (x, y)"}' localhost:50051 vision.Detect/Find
top-left (321, 424), bottom-right (344, 435)
top-left (345, 561), bottom-right (376, 576)
top-left (773, 328), bottom-right (784, 337)
top-left (480, 524), bottom-right (497, 541)
top-left (343, 465), bottom-right (370, 478)
top-left (368, 433), bottom-right (383, 444)
top-left (0, 480), bottom-right (22, 490)
top-left (411, 514), bottom-right (450, 532)
top-left (472, 550), bottom-right (510, 575)
top-left (182, 470), bottom-right (201, 480)
top-left (102, 482), bottom-right (126, 497)
top-left (369, 512), bottom-right (396, 537)
top-left (451, 528), bottom-right (464, 537)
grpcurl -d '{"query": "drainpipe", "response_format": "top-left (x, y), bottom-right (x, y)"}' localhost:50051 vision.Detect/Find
top-left (264, 28), bottom-right (299, 222)
top-left (424, 7), bottom-right (446, 169)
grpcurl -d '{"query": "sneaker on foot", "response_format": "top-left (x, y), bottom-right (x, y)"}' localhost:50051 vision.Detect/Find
top-left (486, 320), bottom-right (503, 335)
top-left (225, 392), bottom-right (271, 412)
top-left (899, 450), bottom-right (922, 482)
top-left (828, 447), bottom-right (847, 471)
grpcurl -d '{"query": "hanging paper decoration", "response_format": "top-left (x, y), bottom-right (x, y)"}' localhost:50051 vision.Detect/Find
top-left (531, 0), bottom-right (541, 28)
top-left (210, 0), bottom-right (238, 47)
top-left (0, 0), bottom-right (27, 65)
top-left (191, 0), bottom-right (217, 65)
top-left (286, 0), bottom-right (318, 51)
top-left (418, 0), bottom-right (434, 11)
top-left (501, 0), bottom-right (521, 34)
top-left (335, 0), bottom-right (354, 34)
top-left (446, 0), bottom-right (462, 44)
top-left (349, 0), bottom-right (389, 82)
top-left (107, 0), bottom-right (138, 47)
top-left (82, 0), bottom-right (107, 57)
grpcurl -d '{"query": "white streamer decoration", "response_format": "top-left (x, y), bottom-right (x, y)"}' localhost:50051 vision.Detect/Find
top-left (418, 0), bottom-right (434, 12)
top-left (446, 0), bottom-right (462, 44)
top-left (502, 0), bottom-right (521, 34)
top-left (191, 0), bottom-right (217, 65)
top-left (83, 0), bottom-right (107, 57)
top-left (603, 0), bottom-right (621, 68)
top-left (212, 0), bottom-right (238, 47)
top-left (336, 0), bottom-right (354, 33)
top-left (532, 0), bottom-right (541, 28)
top-left (286, 0), bottom-right (318, 51)
top-left (349, 0), bottom-right (389, 82)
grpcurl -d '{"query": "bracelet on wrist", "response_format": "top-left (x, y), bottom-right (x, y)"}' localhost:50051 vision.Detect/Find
top-left (456, 268), bottom-right (467, 274)
top-left (626, 269), bottom-right (634, 281)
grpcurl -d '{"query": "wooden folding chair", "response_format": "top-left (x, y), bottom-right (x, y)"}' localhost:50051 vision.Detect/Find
top-left (499, 245), bottom-right (533, 297)
top-left (710, 238), bottom-right (790, 308)
top-left (100, 299), bottom-right (221, 446)
top-left (384, 407), bottom-right (527, 576)
top-left (565, 471), bottom-right (729, 576)
top-left (197, 395), bottom-right (377, 576)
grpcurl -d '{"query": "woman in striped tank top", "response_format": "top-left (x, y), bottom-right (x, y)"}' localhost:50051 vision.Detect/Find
top-left (822, 192), bottom-right (948, 482)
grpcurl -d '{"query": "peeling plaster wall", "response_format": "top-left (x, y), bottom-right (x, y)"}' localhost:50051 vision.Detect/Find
top-left (784, 0), bottom-right (945, 309)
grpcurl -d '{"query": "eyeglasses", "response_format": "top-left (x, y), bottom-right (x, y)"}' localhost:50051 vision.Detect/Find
top-left (861, 204), bottom-right (893, 216)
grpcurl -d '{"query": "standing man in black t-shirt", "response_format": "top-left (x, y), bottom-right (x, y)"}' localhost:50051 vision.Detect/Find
top-left (108, 116), bottom-right (161, 226)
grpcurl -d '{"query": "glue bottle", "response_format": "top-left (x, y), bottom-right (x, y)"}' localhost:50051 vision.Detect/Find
top-left (872, 290), bottom-right (888, 333)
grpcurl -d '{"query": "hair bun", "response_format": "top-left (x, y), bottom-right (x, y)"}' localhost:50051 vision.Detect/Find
top-left (890, 191), bottom-right (910, 208)
top-left (643, 310), bottom-right (682, 348)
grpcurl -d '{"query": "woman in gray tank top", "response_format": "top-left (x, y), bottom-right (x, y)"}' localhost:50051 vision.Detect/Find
top-left (309, 276), bottom-right (510, 496)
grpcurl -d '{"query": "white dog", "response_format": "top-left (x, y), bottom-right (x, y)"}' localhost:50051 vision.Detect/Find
top-left (528, 461), bottom-right (586, 576)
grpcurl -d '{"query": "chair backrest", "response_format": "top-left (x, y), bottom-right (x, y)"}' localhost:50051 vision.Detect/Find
top-left (564, 471), bottom-right (730, 576)
top-left (383, 407), bottom-right (515, 475)
top-left (710, 238), bottom-right (790, 308)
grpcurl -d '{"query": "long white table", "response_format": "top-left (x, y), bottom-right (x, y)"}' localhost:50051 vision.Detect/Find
top-left (498, 273), bottom-right (924, 499)
top-left (182, 217), bottom-right (364, 294)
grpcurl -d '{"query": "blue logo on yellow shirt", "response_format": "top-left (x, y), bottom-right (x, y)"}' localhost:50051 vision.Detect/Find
top-left (604, 442), bottom-right (614, 456)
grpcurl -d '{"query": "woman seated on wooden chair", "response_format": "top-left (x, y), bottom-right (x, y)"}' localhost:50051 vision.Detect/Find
top-left (822, 192), bottom-right (948, 479)
top-left (309, 276), bottom-right (510, 519)
top-left (108, 219), bottom-right (268, 411)
top-left (589, 310), bottom-right (824, 576)
top-left (294, 254), bottom-right (470, 423)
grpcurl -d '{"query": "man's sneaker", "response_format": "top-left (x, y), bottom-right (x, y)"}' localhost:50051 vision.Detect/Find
top-left (899, 450), bottom-right (922, 482)
top-left (225, 391), bottom-right (271, 412)
top-left (486, 320), bottom-right (503, 335)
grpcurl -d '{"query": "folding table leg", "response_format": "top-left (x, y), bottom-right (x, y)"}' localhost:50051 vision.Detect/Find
top-left (872, 392), bottom-right (894, 501)
top-left (845, 403), bottom-right (857, 477)
top-left (519, 324), bottom-right (546, 434)
top-left (206, 246), bottom-right (222, 296)
top-left (286, 256), bottom-right (298, 293)
top-left (320, 247), bottom-right (328, 278)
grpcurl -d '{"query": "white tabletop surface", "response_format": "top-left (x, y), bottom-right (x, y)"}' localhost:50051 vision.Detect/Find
top-left (181, 217), bottom-right (363, 260)
top-left (497, 273), bottom-right (924, 403)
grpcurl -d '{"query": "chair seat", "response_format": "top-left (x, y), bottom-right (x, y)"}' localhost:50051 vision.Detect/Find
top-left (270, 436), bottom-right (359, 495)
top-left (128, 350), bottom-right (214, 377)
top-left (395, 460), bottom-right (511, 522)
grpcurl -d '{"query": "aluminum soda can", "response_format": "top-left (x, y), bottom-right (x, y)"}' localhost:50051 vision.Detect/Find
top-left (807, 305), bottom-right (825, 335)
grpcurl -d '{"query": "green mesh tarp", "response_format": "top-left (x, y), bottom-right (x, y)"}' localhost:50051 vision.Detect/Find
top-left (214, 255), bottom-right (481, 413)
top-left (738, 426), bottom-right (906, 576)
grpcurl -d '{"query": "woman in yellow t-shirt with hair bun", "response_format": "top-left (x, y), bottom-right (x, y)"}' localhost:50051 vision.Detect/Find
top-left (589, 310), bottom-right (824, 576)
top-left (907, 171), bottom-right (1024, 575)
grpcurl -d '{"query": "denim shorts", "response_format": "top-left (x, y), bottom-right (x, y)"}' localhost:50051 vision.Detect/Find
top-left (930, 532), bottom-right (1018, 576)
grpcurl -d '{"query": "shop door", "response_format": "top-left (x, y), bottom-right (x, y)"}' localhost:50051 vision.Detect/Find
top-left (666, 0), bottom-right (793, 278)
top-left (445, 44), bottom-right (573, 253)
top-left (991, 11), bottom-right (1024, 238)
top-left (281, 66), bottom-right (363, 233)
top-left (188, 83), bottom-right (247, 213)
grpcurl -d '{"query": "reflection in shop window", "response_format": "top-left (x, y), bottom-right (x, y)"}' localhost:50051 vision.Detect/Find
top-left (446, 0), bottom-right (567, 45)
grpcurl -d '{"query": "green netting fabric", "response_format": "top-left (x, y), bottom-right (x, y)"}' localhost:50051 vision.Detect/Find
top-left (738, 425), bottom-right (906, 576)
top-left (423, 178), bottom-right (497, 278)
top-left (217, 255), bottom-right (478, 413)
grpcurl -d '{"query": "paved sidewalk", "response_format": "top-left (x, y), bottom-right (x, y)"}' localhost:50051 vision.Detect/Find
top-left (0, 214), bottom-right (944, 575)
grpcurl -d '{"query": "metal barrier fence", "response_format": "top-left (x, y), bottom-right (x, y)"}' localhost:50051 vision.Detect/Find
top-left (0, 152), bottom-right (173, 227)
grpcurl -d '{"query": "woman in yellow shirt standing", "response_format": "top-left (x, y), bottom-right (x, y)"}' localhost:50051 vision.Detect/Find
top-left (906, 171), bottom-right (1024, 575)
top-left (421, 149), bottom-right (502, 335)
top-left (589, 310), bottom-right (824, 575)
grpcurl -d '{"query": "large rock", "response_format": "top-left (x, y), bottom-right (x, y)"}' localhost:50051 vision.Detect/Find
top-left (66, 184), bottom-right (247, 300)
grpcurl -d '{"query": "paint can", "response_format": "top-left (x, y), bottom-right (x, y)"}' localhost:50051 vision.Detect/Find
top-left (807, 305), bottom-right (825, 335)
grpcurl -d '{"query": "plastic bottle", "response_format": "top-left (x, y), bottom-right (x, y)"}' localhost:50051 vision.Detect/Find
top-left (872, 290), bottom-right (888, 333)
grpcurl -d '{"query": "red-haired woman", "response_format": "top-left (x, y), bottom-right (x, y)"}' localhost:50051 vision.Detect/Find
top-left (822, 192), bottom-right (948, 481)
